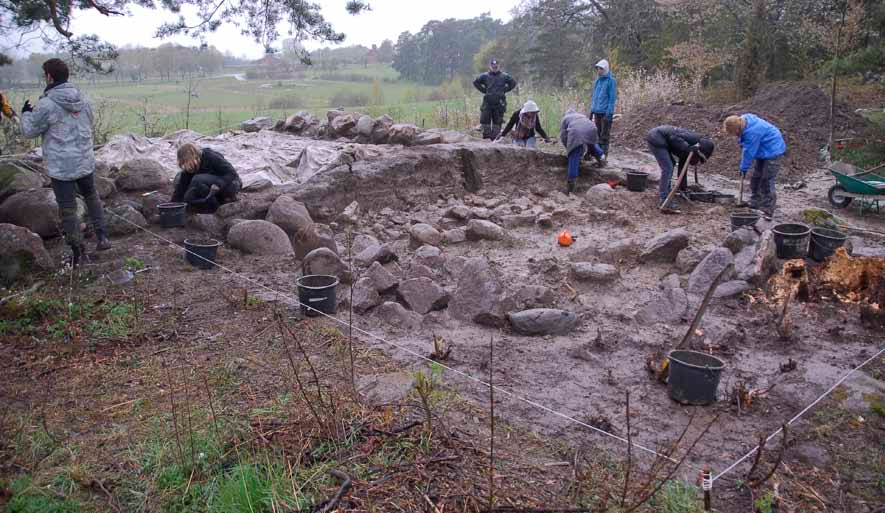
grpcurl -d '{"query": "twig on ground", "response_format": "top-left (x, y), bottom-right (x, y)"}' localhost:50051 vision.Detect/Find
top-left (313, 469), bottom-right (352, 513)
top-left (621, 389), bottom-right (632, 507)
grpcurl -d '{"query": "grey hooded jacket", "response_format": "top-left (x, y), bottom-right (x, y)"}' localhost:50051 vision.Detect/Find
top-left (20, 82), bottom-right (95, 181)
top-left (559, 112), bottom-right (599, 154)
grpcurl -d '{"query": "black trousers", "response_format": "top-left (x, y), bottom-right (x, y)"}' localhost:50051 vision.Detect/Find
top-left (591, 113), bottom-right (612, 155)
top-left (51, 173), bottom-right (106, 246)
top-left (480, 100), bottom-right (506, 140)
top-left (181, 173), bottom-right (241, 212)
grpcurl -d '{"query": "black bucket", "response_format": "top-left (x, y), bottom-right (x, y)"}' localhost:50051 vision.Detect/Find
top-left (730, 211), bottom-right (760, 231)
top-left (296, 275), bottom-right (339, 317)
top-left (668, 350), bottom-right (725, 406)
top-left (772, 223), bottom-right (811, 259)
top-left (184, 238), bottom-right (221, 269)
top-left (158, 202), bottom-right (187, 228)
top-left (808, 227), bottom-right (847, 262)
top-left (626, 171), bottom-right (649, 192)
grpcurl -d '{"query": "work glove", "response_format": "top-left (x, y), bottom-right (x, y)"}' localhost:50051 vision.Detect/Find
top-left (740, 168), bottom-right (748, 177)
top-left (0, 93), bottom-right (16, 118)
top-left (21, 100), bottom-right (33, 113)
top-left (209, 184), bottom-right (221, 195)
top-left (688, 144), bottom-right (700, 153)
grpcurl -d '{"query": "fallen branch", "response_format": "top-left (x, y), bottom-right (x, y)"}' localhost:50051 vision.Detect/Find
top-left (313, 469), bottom-right (352, 513)
top-left (0, 280), bottom-right (44, 306)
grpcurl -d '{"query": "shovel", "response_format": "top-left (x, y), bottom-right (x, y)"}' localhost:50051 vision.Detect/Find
top-left (106, 267), bottom-right (150, 285)
top-left (659, 154), bottom-right (693, 212)
top-left (736, 173), bottom-right (749, 208)
top-left (655, 263), bottom-right (734, 382)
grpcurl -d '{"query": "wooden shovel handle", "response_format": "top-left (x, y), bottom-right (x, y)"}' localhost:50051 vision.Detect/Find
top-left (677, 263), bottom-right (735, 350)
top-left (660, 153), bottom-right (693, 211)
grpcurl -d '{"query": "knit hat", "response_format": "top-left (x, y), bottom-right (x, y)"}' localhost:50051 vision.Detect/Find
top-left (520, 100), bottom-right (540, 114)
top-left (723, 115), bottom-right (743, 135)
top-left (698, 138), bottom-right (715, 160)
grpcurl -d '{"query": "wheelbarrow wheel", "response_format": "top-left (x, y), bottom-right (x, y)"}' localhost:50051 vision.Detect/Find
top-left (828, 185), bottom-right (853, 208)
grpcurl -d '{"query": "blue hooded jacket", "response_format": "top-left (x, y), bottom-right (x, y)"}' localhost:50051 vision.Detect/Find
top-left (590, 59), bottom-right (617, 117)
top-left (739, 114), bottom-right (786, 173)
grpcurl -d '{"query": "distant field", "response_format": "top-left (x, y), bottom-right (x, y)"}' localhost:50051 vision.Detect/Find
top-left (4, 64), bottom-right (584, 139)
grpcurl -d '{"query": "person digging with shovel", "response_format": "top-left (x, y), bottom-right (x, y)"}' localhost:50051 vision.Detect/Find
top-left (172, 142), bottom-right (242, 213)
top-left (724, 114), bottom-right (786, 218)
top-left (646, 126), bottom-right (715, 210)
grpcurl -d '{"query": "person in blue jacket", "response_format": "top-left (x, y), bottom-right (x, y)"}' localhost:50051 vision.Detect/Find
top-left (589, 59), bottom-right (617, 157)
top-left (724, 114), bottom-right (786, 215)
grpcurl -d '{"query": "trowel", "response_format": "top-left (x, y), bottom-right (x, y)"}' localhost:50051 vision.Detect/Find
top-left (106, 267), bottom-right (150, 285)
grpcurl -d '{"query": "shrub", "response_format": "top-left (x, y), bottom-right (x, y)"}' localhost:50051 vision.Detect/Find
top-left (618, 69), bottom-right (689, 115)
top-left (327, 91), bottom-right (369, 108)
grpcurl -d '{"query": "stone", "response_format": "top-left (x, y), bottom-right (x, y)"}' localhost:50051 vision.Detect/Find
top-left (352, 233), bottom-right (379, 254)
top-left (352, 277), bottom-right (382, 313)
top-left (466, 219), bottom-right (505, 241)
top-left (397, 277), bottom-right (449, 314)
top-left (676, 246), bottom-right (710, 274)
top-left (515, 285), bottom-right (556, 308)
top-left (366, 261), bottom-right (398, 292)
top-left (588, 183), bottom-right (615, 202)
top-left (688, 247), bottom-right (734, 294)
top-left (408, 264), bottom-right (434, 280)
top-left (660, 274), bottom-right (681, 291)
top-left (445, 205), bottom-right (472, 221)
top-left (444, 255), bottom-right (468, 277)
top-left (105, 204), bottom-right (148, 236)
top-left (471, 207), bottom-right (492, 219)
top-left (357, 372), bottom-right (415, 404)
top-left (443, 227), bottom-right (467, 244)
top-left (0, 160), bottom-right (45, 201)
top-left (293, 223), bottom-right (339, 259)
top-left (639, 228), bottom-right (690, 263)
top-left (115, 159), bottom-right (169, 192)
top-left (739, 230), bottom-right (778, 285)
top-left (536, 213), bottom-right (554, 229)
top-left (242, 178), bottom-right (273, 192)
top-left (636, 287), bottom-right (689, 324)
top-left (733, 245), bottom-right (757, 281)
top-left (501, 214), bottom-right (536, 228)
top-left (302, 247), bottom-right (347, 279)
top-left (282, 111), bottom-right (316, 133)
top-left (0, 223), bottom-right (53, 285)
top-left (371, 115), bottom-right (393, 144)
top-left (228, 219), bottom-right (293, 255)
top-left (388, 123), bottom-right (419, 145)
top-left (266, 195), bottom-right (313, 236)
top-left (188, 213), bottom-right (226, 239)
top-left (714, 280), bottom-right (751, 299)
top-left (848, 237), bottom-right (885, 258)
top-left (414, 245), bottom-right (444, 267)
top-left (377, 301), bottom-right (423, 330)
top-left (508, 309), bottom-right (578, 336)
top-left (0, 188), bottom-right (63, 238)
top-left (354, 243), bottom-right (397, 267)
top-left (338, 201), bottom-right (361, 225)
top-left (94, 176), bottom-right (116, 199)
top-left (409, 223), bottom-right (442, 248)
top-left (598, 239), bottom-right (639, 263)
top-left (572, 262), bottom-right (619, 283)
top-left (331, 113), bottom-right (358, 136)
top-left (414, 132), bottom-right (444, 145)
top-left (723, 227), bottom-right (758, 254)
top-left (450, 257), bottom-right (511, 327)
top-left (356, 115), bottom-right (374, 137)
top-left (241, 116), bottom-right (273, 132)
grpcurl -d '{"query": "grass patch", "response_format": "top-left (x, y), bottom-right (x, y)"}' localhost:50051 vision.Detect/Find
top-left (4, 477), bottom-right (82, 513)
top-left (657, 480), bottom-right (701, 513)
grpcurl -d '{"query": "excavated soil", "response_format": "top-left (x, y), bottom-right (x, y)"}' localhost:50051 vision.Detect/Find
top-left (614, 83), bottom-right (874, 181)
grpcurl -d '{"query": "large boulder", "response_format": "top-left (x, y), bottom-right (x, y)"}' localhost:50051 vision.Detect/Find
top-left (723, 228), bottom-right (758, 254)
top-left (330, 113), bottom-right (358, 137)
top-left (714, 280), bottom-right (751, 299)
top-left (356, 115), bottom-right (374, 138)
top-left (409, 223), bottom-right (442, 248)
top-left (105, 204), bottom-right (148, 236)
top-left (639, 228), bottom-right (690, 263)
top-left (0, 223), bottom-right (53, 285)
top-left (241, 117), bottom-right (273, 133)
top-left (228, 220), bottom-right (293, 255)
top-left (466, 219), bottom-right (506, 241)
top-left (366, 261), bottom-right (398, 293)
top-left (688, 247), bottom-right (734, 294)
top-left (735, 230), bottom-right (778, 284)
top-left (293, 223), bottom-right (339, 259)
top-left (94, 175), bottom-right (117, 199)
top-left (450, 257), bottom-right (512, 327)
top-left (508, 309), bottom-right (578, 336)
top-left (302, 247), bottom-right (347, 278)
top-left (188, 213), bottom-right (226, 239)
top-left (266, 195), bottom-right (313, 237)
top-left (0, 160), bottom-right (45, 201)
top-left (388, 124), bottom-right (418, 146)
top-left (378, 301), bottom-right (422, 330)
top-left (572, 262), bottom-right (618, 283)
top-left (676, 246), bottom-right (710, 274)
top-left (636, 287), bottom-right (688, 324)
top-left (351, 277), bottom-right (382, 313)
top-left (354, 243), bottom-right (397, 267)
top-left (0, 188), bottom-right (63, 237)
top-left (281, 111), bottom-right (316, 133)
top-left (371, 115), bottom-right (394, 144)
top-left (397, 277), bottom-right (449, 314)
top-left (115, 159), bottom-right (169, 192)
top-left (413, 245), bottom-right (444, 267)
top-left (216, 196), bottom-right (275, 220)
top-left (352, 233), bottom-right (379, 254)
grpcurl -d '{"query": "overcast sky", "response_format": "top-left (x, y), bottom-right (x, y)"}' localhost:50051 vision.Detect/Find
top-left (57, 1), bottom-right (517, 59)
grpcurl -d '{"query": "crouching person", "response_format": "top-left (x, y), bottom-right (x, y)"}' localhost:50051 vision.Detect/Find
top-left (646, 125), bottom-right (715, 209)
top-left (173, 143), bottom-right (241, 213)
top-left (497, 100), bottom-right (550, 147)
top-left (19, 58), bottom-right (111, 265)
top-left (560, 111), bottom-right (604, 194)
top-left (724, 114), bottom-right (786, 216)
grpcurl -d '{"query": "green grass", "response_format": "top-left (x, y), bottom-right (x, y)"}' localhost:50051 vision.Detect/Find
top-left (4, 477), bottom-right (83, 513)
top-left (657, 480), bottom-right (701, 513)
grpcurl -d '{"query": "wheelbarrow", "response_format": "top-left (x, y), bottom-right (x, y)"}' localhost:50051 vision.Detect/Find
top-left (828, 164), bottom-right (885, 216)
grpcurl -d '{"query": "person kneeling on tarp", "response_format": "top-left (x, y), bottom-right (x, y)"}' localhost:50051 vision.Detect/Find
top-left (646, 125), bottom-right (715, 209)
top-left (172, 142), bottom-right (242, 213)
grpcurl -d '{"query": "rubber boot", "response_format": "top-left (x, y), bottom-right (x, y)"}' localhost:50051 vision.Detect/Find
top-left (70, 243), bottom-right (84, 268)
top-left (567, 179), bottom-right (577, 195)
top-left (95, 236), bottom-right (112, 252)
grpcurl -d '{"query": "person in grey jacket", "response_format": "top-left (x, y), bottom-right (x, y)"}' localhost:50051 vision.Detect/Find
top-left (560, 111), bottom-right (605, 194)
top-left (20, 59), bottom-right (110, 264)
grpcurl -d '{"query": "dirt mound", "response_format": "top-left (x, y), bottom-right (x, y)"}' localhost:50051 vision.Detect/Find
top-left (614, 83), bottom-right (872, 181)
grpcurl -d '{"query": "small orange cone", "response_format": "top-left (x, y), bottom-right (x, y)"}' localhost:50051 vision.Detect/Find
top-left (558, 229), bottom-right (574, 247)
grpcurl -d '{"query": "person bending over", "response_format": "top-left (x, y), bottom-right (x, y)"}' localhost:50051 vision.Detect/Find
top-left (172, 143), bottom-right (242, 213)
top-left (497, 100), bottom-right (550, 148)
top-left (646, 125), bottom-right (715, 209)
top-left (560, 111), bottom-right (605, 194)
